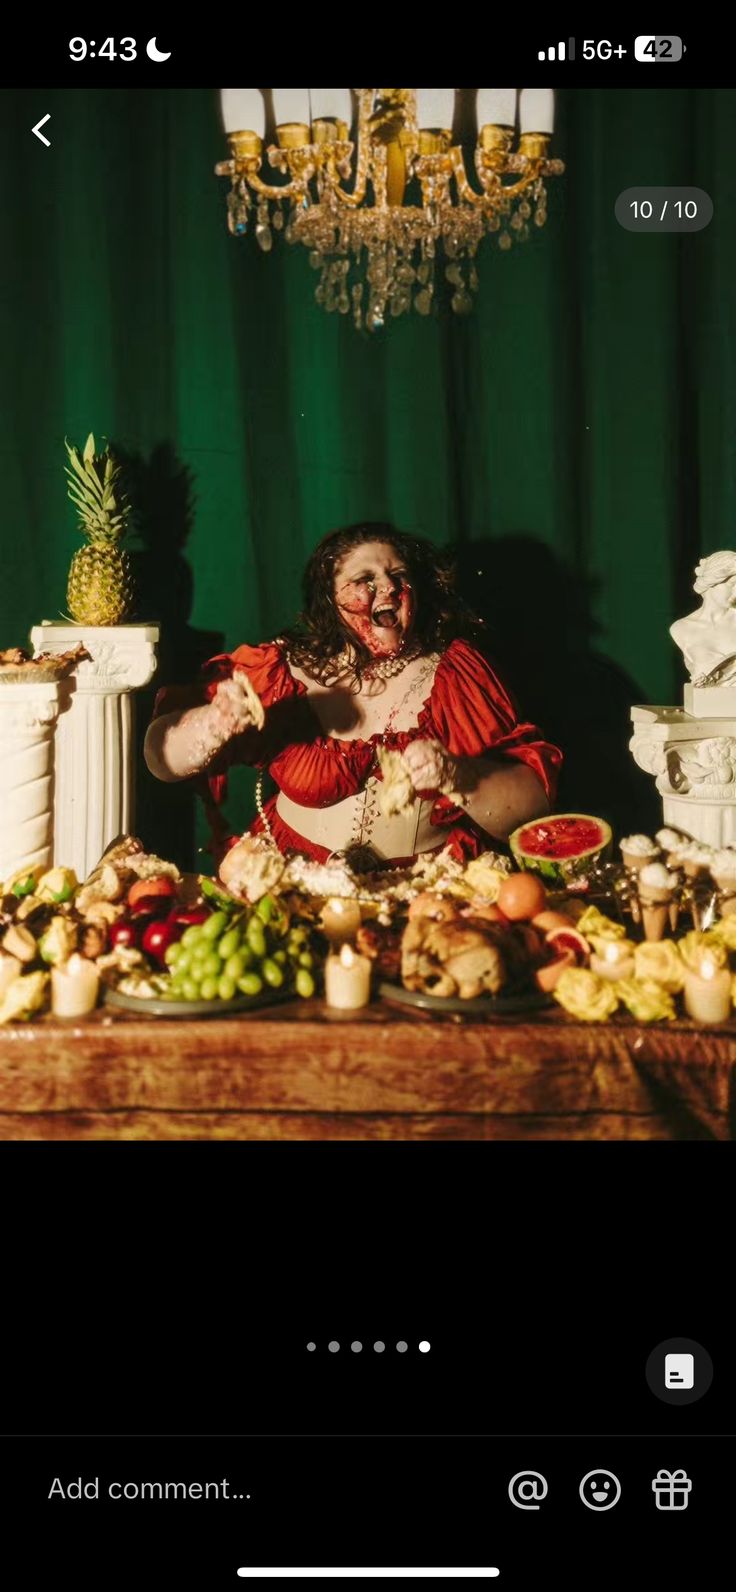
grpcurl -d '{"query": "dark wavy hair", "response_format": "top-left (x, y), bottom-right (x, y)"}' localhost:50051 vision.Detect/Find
top-left (282, 522), bottom-right (486, 682)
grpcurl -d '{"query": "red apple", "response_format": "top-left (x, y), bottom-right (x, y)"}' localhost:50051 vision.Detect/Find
top-left (171, 906), bottom-right (209, 927)
top-left (141, 917), bottom-right (185, 966)
top-left (108, 921), bottom-right (139, 951)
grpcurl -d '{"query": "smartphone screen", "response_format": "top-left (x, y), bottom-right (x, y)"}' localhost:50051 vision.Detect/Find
top-left (0, 27), bottom-right (732, 1591)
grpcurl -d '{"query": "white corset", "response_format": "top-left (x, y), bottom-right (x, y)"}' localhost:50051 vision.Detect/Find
top-left (276, 780), bottom-right (443, 860)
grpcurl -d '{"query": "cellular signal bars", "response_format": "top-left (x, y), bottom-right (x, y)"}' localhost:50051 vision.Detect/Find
top-left (538, 39), bottom-right (575, 60)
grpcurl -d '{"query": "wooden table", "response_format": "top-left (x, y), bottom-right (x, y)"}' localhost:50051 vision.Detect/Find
top-left (0, 999), bottom-right (734, 1140)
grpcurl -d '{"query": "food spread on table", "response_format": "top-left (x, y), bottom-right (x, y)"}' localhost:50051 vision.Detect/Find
top-left (3, 814), bottom-right (736, 1025)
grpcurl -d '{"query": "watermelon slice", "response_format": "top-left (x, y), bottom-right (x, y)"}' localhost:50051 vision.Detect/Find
top-left (510, 814), bottom-right (612, 884)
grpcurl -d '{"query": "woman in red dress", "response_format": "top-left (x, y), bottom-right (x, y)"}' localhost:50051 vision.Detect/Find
top-left (144, 524), bottom-right (561, 868)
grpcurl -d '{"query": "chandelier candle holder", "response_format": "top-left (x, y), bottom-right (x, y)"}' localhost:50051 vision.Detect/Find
top-left (216, 88), bottom-right (564, 330)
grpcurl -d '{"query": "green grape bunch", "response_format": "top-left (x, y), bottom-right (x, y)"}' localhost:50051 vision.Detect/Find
top-left (161, 893), bottom-right (318, 1004)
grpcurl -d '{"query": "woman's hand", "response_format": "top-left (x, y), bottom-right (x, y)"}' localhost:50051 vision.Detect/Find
top-left (210, 674), bottom-right (264, 741)
top-left (402, 738), bottom-right (460, 797)
top-left (144, 674), bottom-right (264, 783)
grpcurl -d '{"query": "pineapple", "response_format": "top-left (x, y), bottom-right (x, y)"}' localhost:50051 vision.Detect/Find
top-left (65, 433), bottom-right (135, 625)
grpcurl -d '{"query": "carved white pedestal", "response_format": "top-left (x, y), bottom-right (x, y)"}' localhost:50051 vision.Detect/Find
top-left (30, 623), bottom-right (159, 880)
top-left (0, 681), bottom-right (69, 882)
top-left (630, 700), bottom-right (736, 848)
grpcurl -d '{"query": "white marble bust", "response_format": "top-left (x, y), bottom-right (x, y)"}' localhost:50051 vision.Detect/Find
top-left (670, 551), bottom-right (736, 685)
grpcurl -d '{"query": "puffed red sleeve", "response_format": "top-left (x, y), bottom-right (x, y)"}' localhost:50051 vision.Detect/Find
top-left (427, 639), bottom-right (562, 802)
top-left (152, 641), bottom-right (294, 718)
top-left (150, 641), bottom-right (308, 819)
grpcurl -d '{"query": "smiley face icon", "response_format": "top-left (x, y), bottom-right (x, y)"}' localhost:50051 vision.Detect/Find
top-left (579, 1469), bottom-right (622, 1511)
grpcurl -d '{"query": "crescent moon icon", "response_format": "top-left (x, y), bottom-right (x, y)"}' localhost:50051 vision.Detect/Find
top-left (146, 38), bottom-right (171, 61)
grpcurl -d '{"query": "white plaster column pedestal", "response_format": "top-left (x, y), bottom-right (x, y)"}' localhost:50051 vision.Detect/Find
top-left (0, 681), bottom-right (69, 882)
top-left (630, 703), bottom-right (736, 848)
top-left (30, 623), bottom-right (159, 880)
top-left (630, 552), bottom-right (736, 848)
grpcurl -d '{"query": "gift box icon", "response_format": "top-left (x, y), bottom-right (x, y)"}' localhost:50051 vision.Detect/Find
top-left (652, 1469), bottom-right (692, 1510)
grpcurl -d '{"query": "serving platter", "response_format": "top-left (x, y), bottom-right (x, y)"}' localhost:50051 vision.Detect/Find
top-left (104, 986), bottom-right (292, 1019)
top-left (378, 981), bottom-right (553, 1016)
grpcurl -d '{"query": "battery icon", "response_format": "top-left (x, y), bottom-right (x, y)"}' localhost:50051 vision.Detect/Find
top-left (537, 38), bottom-right (575, 61)
top-left (635, 35), bottom-right (684, 61)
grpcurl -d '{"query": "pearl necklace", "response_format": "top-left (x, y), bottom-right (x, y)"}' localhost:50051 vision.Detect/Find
top-left (334, 640), bottom-right (422, 682)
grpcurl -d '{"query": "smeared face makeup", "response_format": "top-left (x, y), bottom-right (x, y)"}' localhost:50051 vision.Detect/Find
top-left (333, 541), bottom-right (416, 657)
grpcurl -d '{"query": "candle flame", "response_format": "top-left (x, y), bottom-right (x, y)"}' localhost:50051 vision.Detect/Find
top-left (339, 943), bottom-right (355, 968)
top-left (604, 941), bottom-right (620, 963)
top-left (701, 954), bottom-right (716, 981)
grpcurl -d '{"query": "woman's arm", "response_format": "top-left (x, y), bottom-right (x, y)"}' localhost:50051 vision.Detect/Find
top-left (452, 754), bottom-right (550, 841)
top-left (144, 678), bottom-right (261, 783)
top-left (402, 740), bottom-right (550, 842)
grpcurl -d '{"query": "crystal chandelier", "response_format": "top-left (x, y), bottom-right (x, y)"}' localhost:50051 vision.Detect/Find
top-left (216, 89), bottom-right (564, 331)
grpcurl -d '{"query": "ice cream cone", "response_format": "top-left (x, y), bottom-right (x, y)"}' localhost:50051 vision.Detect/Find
top-left (656, 829), bottom-right (689, 868)
top-left (620, 836), bottom-right (660, 875)
top-left (641, 903), bottom-right (669, 941)
top-left (668, 899), bottom-right (680, 932)
top-left (621, 850), bottom-right (645, 875)
top-left (638, 886), bottom-right (673, 942)
top-left (682, 858), bottom-right (710, 882)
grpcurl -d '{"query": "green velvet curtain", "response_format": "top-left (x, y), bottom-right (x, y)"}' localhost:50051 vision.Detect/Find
top-left (1, 88), bottom-right (734, 864)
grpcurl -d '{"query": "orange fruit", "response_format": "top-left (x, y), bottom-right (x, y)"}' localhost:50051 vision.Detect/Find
top-left (544, 925), bottom-right (590, 963)
top-left (128, 876), bottom-right (177, 912)
top-left (535, 949), bottom-right (576, 992)
top-left (497, 872), bottom-right (547, 922)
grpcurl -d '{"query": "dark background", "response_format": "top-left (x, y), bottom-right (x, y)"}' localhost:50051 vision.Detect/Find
top-left (1, 1144), bottom-right (728, 1437)
top-left (2, 1141), bottom-right (731, 1586)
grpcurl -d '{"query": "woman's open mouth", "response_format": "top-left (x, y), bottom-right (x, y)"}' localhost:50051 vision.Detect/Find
top-left (372, 606), bottom-right (400, 629)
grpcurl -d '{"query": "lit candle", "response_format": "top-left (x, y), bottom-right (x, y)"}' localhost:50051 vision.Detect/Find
top-left (590, 940), bottom-right (635, 982)
top-left (325, 942), bottom-right (371, 1010)
top-left (320, 897), bottom-right (362, 946)
top-left (683, 954), bottom-right (732, 1025)
top-left (51, 953), bottom-right (100, 1018)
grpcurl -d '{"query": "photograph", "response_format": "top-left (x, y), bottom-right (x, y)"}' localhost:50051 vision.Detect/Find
top-left (1, 78), bottom-right (734, 1141)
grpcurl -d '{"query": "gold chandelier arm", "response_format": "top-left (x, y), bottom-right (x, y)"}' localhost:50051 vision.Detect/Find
top-left (322, 140), bottom-right (371, 207)
top-left (245, 170), bottom-right (310, 201)
top-left (479, 163), bottom-right (545, 202)
top-left (214, 154), bottom-right (309, 202)
top-left (449, 145), bottom-right (495, 207)
top-left (450, 143), bottom-right (547, 207)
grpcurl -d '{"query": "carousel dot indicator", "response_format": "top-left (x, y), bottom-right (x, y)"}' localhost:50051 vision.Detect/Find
top-left (396, 1341), bottom-right (408, 1353)
top-left (306, 1342), bottom-right (316, 1352)
top-left (373, 1341), bottom-right (385, 1353)
top-left (351, 1340), bottom-right (363, 1352)
top-left (419, 1341), bottom-right (431, 1353)
top-left (328, 1340), bottom-right (340, 1353)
